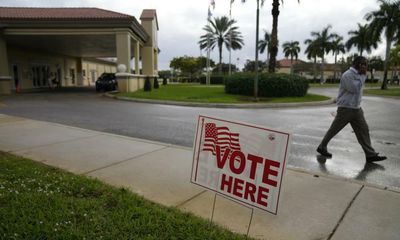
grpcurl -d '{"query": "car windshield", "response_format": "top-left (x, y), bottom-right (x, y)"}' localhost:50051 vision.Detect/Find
top-left (100, 73), bottom-right (115, 80)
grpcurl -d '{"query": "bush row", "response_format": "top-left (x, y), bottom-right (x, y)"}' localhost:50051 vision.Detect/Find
top-left (225, 73), bottom-right (309, 97)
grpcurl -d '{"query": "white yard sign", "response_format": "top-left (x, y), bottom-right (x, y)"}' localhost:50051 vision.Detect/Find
top-left (191, 115), bottom-right (291, 215)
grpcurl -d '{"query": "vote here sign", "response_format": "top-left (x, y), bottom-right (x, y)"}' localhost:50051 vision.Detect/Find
top-left (191, 115), bottom-right (291, 215)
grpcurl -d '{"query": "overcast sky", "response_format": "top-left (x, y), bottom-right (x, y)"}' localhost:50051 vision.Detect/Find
top-left (1, 0), bottom-right (386, 70)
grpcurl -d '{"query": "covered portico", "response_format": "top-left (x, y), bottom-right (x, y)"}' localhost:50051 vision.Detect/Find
top-left (0, 7), bottom-right (159, 94)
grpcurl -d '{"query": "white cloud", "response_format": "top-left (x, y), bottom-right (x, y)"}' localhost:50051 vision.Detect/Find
top-left (1, 0), bottom-right (385, 69)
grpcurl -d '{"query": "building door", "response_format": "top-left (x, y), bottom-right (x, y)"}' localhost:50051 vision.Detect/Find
top-left (91, 70), bottom-right (97, 84)
top-left (12, 64), bottom-right (19, 90)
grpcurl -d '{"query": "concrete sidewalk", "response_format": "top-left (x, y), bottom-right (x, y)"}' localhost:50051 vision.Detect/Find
top-left (0, 113), bottom-right (399, 240)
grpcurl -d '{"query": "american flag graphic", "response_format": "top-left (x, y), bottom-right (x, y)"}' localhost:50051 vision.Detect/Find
top-left (202, 123), bottom-right (241, 155)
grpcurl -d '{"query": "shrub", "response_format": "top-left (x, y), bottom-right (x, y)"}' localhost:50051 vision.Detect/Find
top-left (162, 77), bottom-right (167, 85)
top-left (225, 73), bottom-right (309, 97)
top-left (199, 75), bottom-right (225, 85)
top-left (154, 77), bottom-right (159, 89)
top-left (144, 77), bottom-right (152, 91)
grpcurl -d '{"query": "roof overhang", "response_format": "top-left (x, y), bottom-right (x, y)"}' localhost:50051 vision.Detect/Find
top-left (0, 8), bottom-right (150, 58)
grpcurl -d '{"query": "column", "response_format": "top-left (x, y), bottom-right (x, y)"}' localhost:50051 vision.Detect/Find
top-left (141, 46), bottom-right (154, 76)
top-left (0, 34), bottom-right (11, 94)
top-left (134, 41), bottom-right (140, 75)
top-left (116, 32), bottom-right (131, 73)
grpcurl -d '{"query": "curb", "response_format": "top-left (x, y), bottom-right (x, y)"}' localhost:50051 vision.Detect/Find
top-left (103, 92), bottom-right (336, 109)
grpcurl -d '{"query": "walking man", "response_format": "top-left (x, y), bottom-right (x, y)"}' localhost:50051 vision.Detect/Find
top-left (317, 56), bottom-right (387, 163)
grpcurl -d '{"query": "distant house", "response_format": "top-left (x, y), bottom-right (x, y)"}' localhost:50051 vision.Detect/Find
top-left (0, 7), bottom-right (159, 94)
top-left (276, 59), bottom-right (306, 74)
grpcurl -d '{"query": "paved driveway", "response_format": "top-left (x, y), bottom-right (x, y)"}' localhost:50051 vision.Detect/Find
top-left (0, 87), bottom-right (399, 190)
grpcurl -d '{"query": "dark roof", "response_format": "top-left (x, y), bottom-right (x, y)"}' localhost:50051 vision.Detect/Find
top-left (0, 7), bottom-right (133, 20)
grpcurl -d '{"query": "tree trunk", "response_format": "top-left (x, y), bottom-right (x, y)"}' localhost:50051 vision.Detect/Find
top-left (333, 53), bottom-right (338, 81)
top-left (290, 56), bottom-right (293, 74)
top-left (370, 69), bottom-right (375, 83)
top-left (268, 0), bottom-right (280, 73)
top-left (381, 36), bottom-right (392, 90)
top-left (218, 45), bottom-right (223, 75)
top-left (321, 55), bottom-right (325, 84)
top-left (313, 57), bottom-right (317, 81)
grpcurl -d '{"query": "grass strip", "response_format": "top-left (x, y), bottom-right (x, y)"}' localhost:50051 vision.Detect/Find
top-left (115, 84), bottom-right (329, 103)
top-left (364, 87), bottom-right (400, 97)
top-left (0, 151), bottom-right (250, 239)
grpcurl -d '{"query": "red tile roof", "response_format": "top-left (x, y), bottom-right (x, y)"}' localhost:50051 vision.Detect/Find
top-left (0, 7), bottom-right (134, 20)
top-left (278, 58), bottom-right (305, 68)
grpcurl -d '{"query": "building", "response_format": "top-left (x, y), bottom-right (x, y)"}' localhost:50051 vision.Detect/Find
top-left (0, 7), bottom-right (159, 94)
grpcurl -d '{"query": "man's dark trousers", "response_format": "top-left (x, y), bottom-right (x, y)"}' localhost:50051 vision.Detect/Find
top-left (320, 107), bottom-right (376, 157)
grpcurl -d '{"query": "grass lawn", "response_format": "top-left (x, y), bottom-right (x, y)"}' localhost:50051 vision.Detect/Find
top-left (0, 151), bottom-right (249, 239)
top-left (116, 84), bottom-right (329, 103)
top-left (364, 86), bottom-right (400, 97)
top-left (310, 83), bottom-right (382, 88)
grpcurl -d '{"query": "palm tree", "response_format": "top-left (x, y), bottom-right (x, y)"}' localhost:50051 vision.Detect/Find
top-left (282, 41), bottom-right (300, 73)
top-left (269, 0), bottom-right (300, 73)
top-left (258, 30), bottom-right (271, 69)
top-left (199, 16), bottom-right (244, 74)
top-left (346, 23), bottom-right (378, 56)
top-left (239, 0), bottom-right (299, 73)
top-left (331, 36), bottom-right (346, 80)
top-left (310, 25), bottom-right (338, 83)
top-left (304, 38), bottom-right (321, 81)
top-left (365, 0), bottom-right (400, 89)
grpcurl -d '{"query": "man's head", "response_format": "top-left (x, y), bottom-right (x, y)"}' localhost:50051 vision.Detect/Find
top-left (352, 56), bottom-right (367, 75)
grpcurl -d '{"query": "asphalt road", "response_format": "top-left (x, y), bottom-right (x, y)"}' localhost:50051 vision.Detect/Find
top-left (1, 87), bottom-right (399, 191)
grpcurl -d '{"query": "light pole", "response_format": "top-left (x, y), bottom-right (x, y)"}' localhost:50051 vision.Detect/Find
top-left (254, 0), bottom-right (260, 100)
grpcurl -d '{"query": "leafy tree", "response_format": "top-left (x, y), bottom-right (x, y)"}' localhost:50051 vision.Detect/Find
top-left (169, 56), bottom-right (215, 80)
top-left (368, 56), bottom-right (384, 81)
top-left (365, 0), bottom-right (400, 89)
top-left (199, 16), bottom-right (244, 74)
top-left (243, 60), bottom-right (265, 72)
top-left (282, 41), bottom-right (300, 73)
top-left (212, 63), bottom-right (238, 74)
top-left (346, 23), bottom-right (378, 56)
top-left (310, 25), bottom-right (338, 83)
top-left (331, 36), bottom-right (346, 80)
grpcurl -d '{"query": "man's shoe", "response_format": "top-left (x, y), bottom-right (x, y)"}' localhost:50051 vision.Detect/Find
top-left (366, 154), bottom-right (387, 163)
top-left (317, 147), bottom-right (332, 158)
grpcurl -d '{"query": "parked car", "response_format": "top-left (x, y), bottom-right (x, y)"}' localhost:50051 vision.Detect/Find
top-left (95, 73), bottom-right (117, 91)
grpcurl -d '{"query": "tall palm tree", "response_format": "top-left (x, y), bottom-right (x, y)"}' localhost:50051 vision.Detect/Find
top-left (331, 36), bottom-right (346, 80)
top-left (258, 30), bottom-right (271, 69)
top-left (365, 0), bottom-right (400, 89)
top-left (199, 16), bottom-right (244, 74)
top-left (282, 41), bottom-right (300, 73)
top-left (269, 0), bottom-right (300, 73)
top-left (239, 0), bottom-right (299, 73)
top-left (310, 25), bottom-right (338, 83)
top-left (304, 38), bottom-right (321, 81)
top-left (346, 23), bottom-right (378, 56)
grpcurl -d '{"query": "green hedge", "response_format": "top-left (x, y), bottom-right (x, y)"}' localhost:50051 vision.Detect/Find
top-left (199, 75), bottom-right (225, 85)
top-left (225, 73), bottom-right (309, 97)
